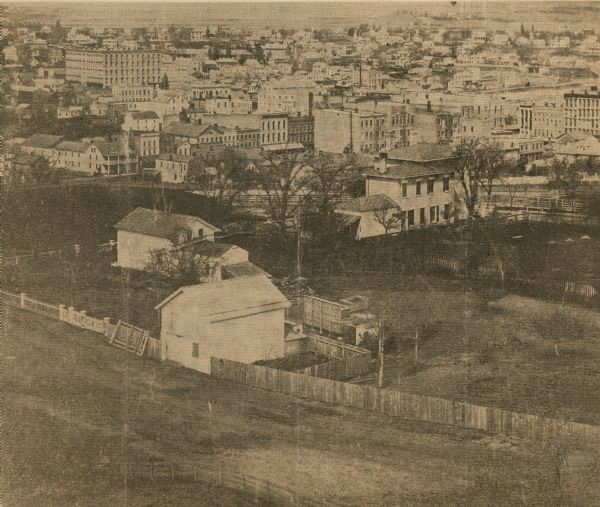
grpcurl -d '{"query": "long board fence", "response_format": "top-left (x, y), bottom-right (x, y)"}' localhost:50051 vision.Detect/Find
top-left (211, 357), bottom-right (600, 446)
top-left (296, 334), bottom-right (373, 380)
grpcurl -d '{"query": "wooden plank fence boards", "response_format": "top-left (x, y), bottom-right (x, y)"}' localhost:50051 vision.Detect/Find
top-left (3, 289), bottom-right (157, 359)
top-left (211, 357), bottom-right (600, 446)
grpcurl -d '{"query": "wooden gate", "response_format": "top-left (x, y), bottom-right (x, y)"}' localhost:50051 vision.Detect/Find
top-left (109, 320), bottom-right (149, 356)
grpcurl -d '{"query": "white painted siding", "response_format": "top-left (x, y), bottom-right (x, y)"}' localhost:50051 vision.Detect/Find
top-left (161, 306), bottom-right (286, 374)
top-left (116, 230), bottom-right (172, 270)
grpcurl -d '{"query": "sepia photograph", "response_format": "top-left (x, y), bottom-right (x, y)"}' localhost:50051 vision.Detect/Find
top-left (1, 0), bottom-right (600, 505)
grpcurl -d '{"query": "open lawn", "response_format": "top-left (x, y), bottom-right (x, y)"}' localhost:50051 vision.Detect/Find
top-left (315, 274), bottom-right (600, 426)
top-left (5, 257), bottom-right (175, 334)
top-left (4, 308), bottom-right (599, 506)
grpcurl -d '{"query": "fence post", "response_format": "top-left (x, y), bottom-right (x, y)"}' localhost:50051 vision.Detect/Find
top-left (20, 293), bottom-right (26, 309)
top-left (59, 304), bottom-right (66, 321)
top-left (68, 306), bottom-right (75, 321)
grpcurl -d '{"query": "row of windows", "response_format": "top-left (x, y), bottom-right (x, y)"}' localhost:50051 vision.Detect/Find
top-left (402, 177), bottom-right (450, 197)
top-left (263, 120), bottom-right (287, 130)
top-left (405, 204), bottom-right (451, 226)
top-left (262, 132), bottom-right (285, 143)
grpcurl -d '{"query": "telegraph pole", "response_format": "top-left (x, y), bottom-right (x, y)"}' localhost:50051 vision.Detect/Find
top-left (296, 206), bottom-right (302, 278)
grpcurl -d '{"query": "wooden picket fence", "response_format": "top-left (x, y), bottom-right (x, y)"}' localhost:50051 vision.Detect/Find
top-left (1, 289), bottom-right (159, 359)
top-left (211, 357), bottom-right (600, 447)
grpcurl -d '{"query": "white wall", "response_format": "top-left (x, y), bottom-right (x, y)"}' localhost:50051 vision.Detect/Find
top-left (116, 230), bottom-right (173, 270)
top-left (161, 306), bottom-right (286, 374)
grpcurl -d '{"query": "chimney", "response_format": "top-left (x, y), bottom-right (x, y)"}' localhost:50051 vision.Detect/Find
top-left (376, 152), bottom-right (387, 173)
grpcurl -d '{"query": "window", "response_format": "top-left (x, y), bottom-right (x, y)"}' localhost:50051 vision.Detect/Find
top-left (420, 207), bottom-right (426, 224)
top-left (444, 203), bottom-right (451, 220)
top-left (430, 206), bottom-right (438, 223)
top-left (443, 176), bottom-right (450, 192)
top-left (427, 179), bottom-right (434, 194)
top-left (416, 181), bottom-right (422, 195)
top-left (407, 209), bottom-right (415, 226)
top-left (192, 343), bottom-right (199, 358)
top-left (197, 228), bottom-right (204, 239)
top-left (401, 182), bottom-right (408, 197)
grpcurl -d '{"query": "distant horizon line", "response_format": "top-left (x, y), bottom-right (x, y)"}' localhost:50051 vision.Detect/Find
top-left (6, 0), bottom-right (596, 4)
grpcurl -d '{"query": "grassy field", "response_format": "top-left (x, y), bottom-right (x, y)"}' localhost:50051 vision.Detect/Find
top-left (4, 308), bottom-right (600, 506)
top-left (315, 274), bottom-right (600, 426)
top-left (5, 256), bottom-right (174, 334)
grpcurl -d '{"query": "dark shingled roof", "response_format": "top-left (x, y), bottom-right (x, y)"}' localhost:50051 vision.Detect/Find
top-left (115, 207), bottom-right (220, 240)
top-left (336, 194), bottom-right (398, 213)
top-left (13, 153), bottom-right (43, 166)
top-left (366, 160), bottom-right (455, 180)
top-left (130, 111), bottom-right (160, 120)
top-left (56, 140), bottom-right (90, 153)
top-left (387, 143), bottom-right (457, 162)
top-left (222, 262), bottom-right (271, 280)
top-left (23, 133), bottom-right (63, 149)
top-left (163, 122), bottom-right (223, 138)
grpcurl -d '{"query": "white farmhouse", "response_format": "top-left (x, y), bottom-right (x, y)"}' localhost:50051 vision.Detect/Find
top-left (114, 207), bottom-right (220, 270)
top-left (336, 145), bottom-right (459, 238)
top-left (156, 275), bottom-right (290, 373)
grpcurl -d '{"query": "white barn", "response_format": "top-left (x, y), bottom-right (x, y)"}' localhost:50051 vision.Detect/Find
top-left (156, 276), bottom-right (290, 373)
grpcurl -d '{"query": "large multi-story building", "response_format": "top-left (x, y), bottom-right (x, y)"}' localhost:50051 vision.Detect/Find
top-left (287, 115), bottom-right (314, 148)
top-left (65, 49), bottom-right (161, 88)
top-left (314, 108), bottom-right (387, 154)
top-left (564, 87), bottom-right (600, 137)
top-left (257, 79), bottom-right (314, 116)
top-left (520, 101), bottom-right (565, 140)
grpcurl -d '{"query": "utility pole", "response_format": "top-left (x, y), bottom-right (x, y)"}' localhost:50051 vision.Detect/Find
top-left (377, 319), bottom-right (385, 388)
top-left (296, 206), bottom-right (302, 278)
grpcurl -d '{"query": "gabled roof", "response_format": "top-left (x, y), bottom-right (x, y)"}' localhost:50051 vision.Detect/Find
top-left (13, 153), bottom-right (42, 165)
top-left (163, 122), bottom-right (208, 138)
top-left (366, 160), bottom-right (454, 180)
top-left (336, 194), bottom-right (398, 213)
top-left (115, 207), bottom-right (220, 241)
top-left (387, 143), bottom-right (457, 163)
top-left (56, 140), bottom-right (91, 153)
top-left (222, 262), bottom-right (270, 280)
top-left (93, 139), bottom-right (127, 157)
top-left (155, 275), bottom-right (289, 322)
top-left (22, 133), bottom-right (63, 149)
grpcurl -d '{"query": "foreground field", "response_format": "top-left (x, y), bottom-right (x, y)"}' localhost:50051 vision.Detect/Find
top-left (316, 274), bottom-right (600, 426)
top-left (4, 308), bottom-right (599, 506)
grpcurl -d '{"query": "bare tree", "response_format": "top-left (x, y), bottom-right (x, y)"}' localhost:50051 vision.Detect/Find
top-left (252, 150), bottom-right (315, 235)
top-left (548, 159), bottom-right (583, 213)
top-left (307, 151), bottom-right (362, 215)
top-left (188, 148), bottom-right (253, 208)
top-left (373, 206), bottom-right (403, 236)
top-left (145, 246), bottom-right (217, 285)
top-left (455, 140), bottom-right (508, 220)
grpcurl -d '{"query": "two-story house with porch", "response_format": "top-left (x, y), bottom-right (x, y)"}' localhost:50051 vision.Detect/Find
top-left (336, 144), bottom-right (459, 238)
